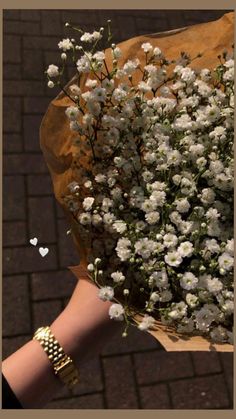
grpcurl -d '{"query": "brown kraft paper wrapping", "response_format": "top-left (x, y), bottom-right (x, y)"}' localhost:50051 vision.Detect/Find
top-left (40, 12), bottom-right (234, 351)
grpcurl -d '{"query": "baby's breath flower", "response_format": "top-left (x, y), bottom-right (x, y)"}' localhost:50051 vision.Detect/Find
top-left (218, 252), bottom-right (234, 271)
top-left (98, 286), bottom-right (114, 301)
top-left (138, 314), bottom-right (155, 331)
top-left (164, 251), bottom-right (183, 267)
top-left (109, 303), bottom-right (125, 321)
top-left (58, 38), bottom-right (73, 51)
top-left (65, 106), bottom-right (80, 121)
top-left (141, 42), bottom-right (153, 53)
top-left (180, 272), bottom-right (198, 290)
top-left (43, 26), bottom-right (234, 342)
top-left (46, 64), bottom-right (59, 77)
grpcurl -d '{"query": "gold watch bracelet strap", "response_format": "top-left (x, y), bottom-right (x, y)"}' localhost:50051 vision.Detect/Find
top-left (33, 326), bottom-right (79, 390)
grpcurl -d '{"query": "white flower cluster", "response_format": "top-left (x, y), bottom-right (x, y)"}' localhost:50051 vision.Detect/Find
top-left (47, 22), bottom-right (234, 344)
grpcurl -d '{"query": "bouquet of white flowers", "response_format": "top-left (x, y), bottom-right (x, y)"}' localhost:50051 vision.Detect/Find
top-left (44, 19), bottom-right (234, 348)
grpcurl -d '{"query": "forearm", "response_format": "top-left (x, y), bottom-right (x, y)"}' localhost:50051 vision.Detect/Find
top-left (2, 278), bottom-right (121, 408)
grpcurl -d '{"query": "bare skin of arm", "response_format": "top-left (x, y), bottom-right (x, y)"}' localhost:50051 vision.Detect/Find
top-left (2, 278), bottom-right (123, 408)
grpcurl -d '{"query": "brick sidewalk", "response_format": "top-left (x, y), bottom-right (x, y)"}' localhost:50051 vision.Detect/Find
top-left (2, 9), bottom-right (233, 409)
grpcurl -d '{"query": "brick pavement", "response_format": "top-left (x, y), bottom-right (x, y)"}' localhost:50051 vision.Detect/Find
top-left (2, 9), bottom-right (233, 409)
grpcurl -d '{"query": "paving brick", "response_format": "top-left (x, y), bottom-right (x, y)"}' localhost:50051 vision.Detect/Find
top-left (27, 174), bottom-right (53, 195)
top-left (45, 86), bottom-right (63, 99)
top-left (57, 218), bottom-right (80, 268)
top-left (3, 10), bottom-right (20, 20)
top-left (169, 374), bottom-right (230, 409)
top-left (61, 10), bottom-right (102, 26)
top-left (3, 175), bottom-right (25, 221)
top-left (49, 382), bottom-right (72, 400)
top-left (3, 245), bottom-right (58, 275)
top-left (32, 300), bottom-right (62, 330)
top-left (3, 64), bottom-right (21, 80)
top-left (23, 36), bottom-right (61, 51)
top-left (2, 335), bottom-right (31, 360)
top-left (165, 11), bottom-right (189, 30)
top-left (3, 20), bottom-right (40, 35)
top-left (103, 355), bottom-right (138, 408)
top-left (44, 51), bottom-right (61, 68)
top-left (31, 269), bottom-right (77, 300)
top-left (24, 97), bottom-right (51, 114)
top-left (3, 134), bottom-right (23, 152)
top-left (117, 16), bottom-right (139, 40)
top-left (20, 10), bottom-right (41, 21)
top-left (3, 221), bottom-right (27, 246)
top-left (3, 154), bottom-right (48, 174)
top-left (139, 383), bottom-right (171, 409)
top-left (2, 275), bottom-right (31, 336)
top-left (3, 97), bottom-right (21, 132)
top-left (220, 353), bottom-right (233, 399)
top-left (45, 393), bottom-right (104, 409)
top-left (135, 16), bottom-right (169, 33)
top-left (68, 357), bottom-right (103, 396)
top-left (41, 11), bottom-right (62, 35)
top-left (191, 352), bottom-right (222, 375)
top-left (3, 80), bottom-right (46, 97)
top-left (134, 350), bottom-right (194, 384)
top-left (23, 115), bottom-right (44, 151)
top-left (101, 323), bottom-right (161, 356)
top-left (23, 49), bottom-right (44, 80)
top-left (3, 35), bottom-right (21, 63)
top-left (56, 201), bottom-right (66, 218)
top-left (188, 10), bottom-right (229, 23)
top-left (28, 196), bottom-right (57, 243)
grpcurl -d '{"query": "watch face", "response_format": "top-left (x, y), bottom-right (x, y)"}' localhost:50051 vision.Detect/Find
top-left (35, 327), bottom-right (47, 339)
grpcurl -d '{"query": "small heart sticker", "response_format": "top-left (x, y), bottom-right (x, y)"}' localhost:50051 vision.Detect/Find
top-left (39, 247), bottom-right (49, 257)
top-left (30, 237), bottom-right (38, 246)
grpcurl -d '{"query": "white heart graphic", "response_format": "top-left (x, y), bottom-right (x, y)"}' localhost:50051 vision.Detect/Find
top-left (30, 237), bottom-right (38, 246)
top-left (39, 247), bottom-right (49, 257)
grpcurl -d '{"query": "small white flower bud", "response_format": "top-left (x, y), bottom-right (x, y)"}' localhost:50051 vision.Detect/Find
top-left (123, 289), bottom-right (129, 295)
top-left (61, 53), bottom-right (67, 60)
top-left (95, 258), bottom-right (101, 264)
top-left (47, 81), bottom-right (55, 88)
top-left (87, 263), bottom-right (94, 272)
top-left (65, 22), bottom-right (70, 27)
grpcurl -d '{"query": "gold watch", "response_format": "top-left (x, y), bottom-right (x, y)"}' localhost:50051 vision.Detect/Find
top-left (33, 326), bottom-right (79, 390)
